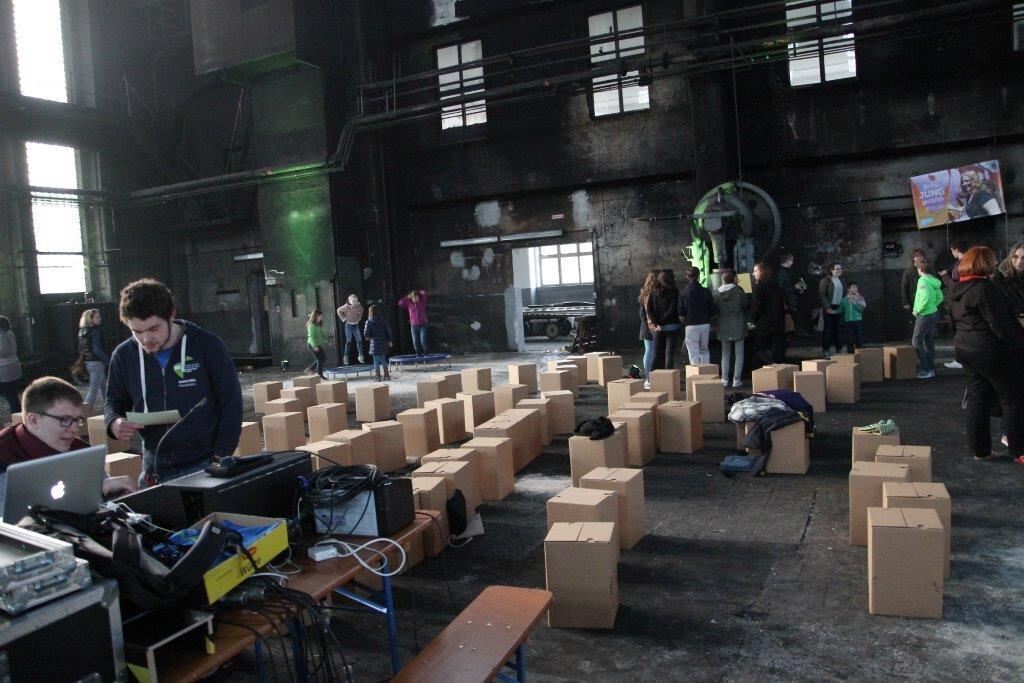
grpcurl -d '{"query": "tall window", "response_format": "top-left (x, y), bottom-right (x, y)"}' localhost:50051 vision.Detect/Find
top-left (786, 1), bottom-right (857, 87)
top-left (537, 243), bottom-right (594, 286)
top-left (437, 40), bottom-right (486, 129)
top-left (1014, 3), bottom-right (1024, 51)
top-left (12, 0), bottom-right (68, 103)
top-left (25, 143), bottom-right (87, 294)
top-left (589, 5), bottom-right (649, 117)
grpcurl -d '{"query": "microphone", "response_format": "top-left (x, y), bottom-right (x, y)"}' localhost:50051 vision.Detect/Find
top-left (149, 398), bottom-right (209, 484)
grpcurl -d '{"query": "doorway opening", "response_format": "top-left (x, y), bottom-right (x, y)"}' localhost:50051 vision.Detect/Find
top-left (510, 241), bottom-right (596, 353)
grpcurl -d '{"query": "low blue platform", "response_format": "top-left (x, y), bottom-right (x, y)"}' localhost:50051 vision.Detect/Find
top-left (388, 353), bottom-right (452, 374)
top-left (324, 364), bottom-right (375, 379)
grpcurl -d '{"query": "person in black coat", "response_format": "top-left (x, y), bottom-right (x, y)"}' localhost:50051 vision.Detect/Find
top-left (949, 246), bottom-right (1024, 463)
top-left (644, 270), bottom-right (681, 371)
top-left (679, 267), bottom-right (718, 365)
top-left (750, 263), bottom-right (786, 367)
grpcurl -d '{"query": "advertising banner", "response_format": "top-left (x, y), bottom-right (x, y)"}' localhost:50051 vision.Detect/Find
top-left (909, 160), bottom-right (1005, 229)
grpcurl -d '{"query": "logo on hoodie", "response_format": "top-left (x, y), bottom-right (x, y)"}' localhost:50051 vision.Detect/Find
top-left (173, 356), bottom-right (199, 380)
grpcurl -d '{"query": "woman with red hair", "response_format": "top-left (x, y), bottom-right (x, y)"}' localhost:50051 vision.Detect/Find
top-left (949, 246), bottom-right (1024, 463)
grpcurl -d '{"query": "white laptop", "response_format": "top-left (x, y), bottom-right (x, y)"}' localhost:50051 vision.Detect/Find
top-left (2, 445), bottom-right (107, 522)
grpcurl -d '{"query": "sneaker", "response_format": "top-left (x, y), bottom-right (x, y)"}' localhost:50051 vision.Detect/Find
top-left (916, 370), bottom-right (936, 379)
top-left (944, 360), bottom-right (963, 369)
top-left (732, 379), bottom-right (744, 388)
top-left (358, 356), bottom-right (366, 364)
top-left (824, 352), bottom-right (832, 360)
top-left (343, 358), bottom-right (350, 366)
top-left (1001, 435), bottom-right (1009, 447)
top-left (974, 453), bottom-right (994, 461)
top-left (643, 381), bottom-right (651, 390)
top-left (721, 378), bottom-right (729, 387)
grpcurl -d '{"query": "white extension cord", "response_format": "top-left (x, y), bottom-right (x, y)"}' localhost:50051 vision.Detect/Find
top-left (307, 537), bottom-right (408, 577)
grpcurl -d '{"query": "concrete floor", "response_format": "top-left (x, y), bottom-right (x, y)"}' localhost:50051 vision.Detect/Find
top-left (3, 343), bottom-right (1022, 681)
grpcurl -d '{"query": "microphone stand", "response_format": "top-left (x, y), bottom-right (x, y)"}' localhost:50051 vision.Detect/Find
top-left (150, 397), bottom-right (209, 484)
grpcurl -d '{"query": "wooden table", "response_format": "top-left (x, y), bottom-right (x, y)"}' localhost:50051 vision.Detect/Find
top-left (159, 514), bottom-right (434, 681)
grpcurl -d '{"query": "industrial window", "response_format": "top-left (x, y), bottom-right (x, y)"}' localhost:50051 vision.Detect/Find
top-left (12, 0), bottom-right (68, 103)
top-left (437, 40), bottom-right (486, 129)
top-left (1014, 3), bottom-right (1024, 51)
top-left (537, 243), bottom-right (594, 287)
top-left (588, 5), bottom-right (649, 117)
top-left (786, 1), bottom-right (857, 87)
top-left (25, 142), bottom-right (87, 294)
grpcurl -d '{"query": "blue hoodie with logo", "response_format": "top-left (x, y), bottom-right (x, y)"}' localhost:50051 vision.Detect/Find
top-left (104, 320), bottom-right (242, 475)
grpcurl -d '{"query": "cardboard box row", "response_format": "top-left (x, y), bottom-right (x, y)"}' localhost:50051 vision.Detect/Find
top-left (253, 379), bottom-right (347, 414)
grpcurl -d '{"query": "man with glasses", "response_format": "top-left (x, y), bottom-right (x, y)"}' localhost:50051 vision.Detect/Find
top-left (0, 377), bottom-right (131, 510)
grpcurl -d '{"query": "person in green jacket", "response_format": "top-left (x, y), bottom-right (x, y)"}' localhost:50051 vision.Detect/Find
top-left (305, 309), bottom-right (328, 379)
top-left (912, 261), bottom-right (943, 378)
top-left (838, 282), bottom-right (866, 352)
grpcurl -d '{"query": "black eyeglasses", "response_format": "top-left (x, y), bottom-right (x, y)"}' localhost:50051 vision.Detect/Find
top-left (38, 413), bottom-right (86, 429)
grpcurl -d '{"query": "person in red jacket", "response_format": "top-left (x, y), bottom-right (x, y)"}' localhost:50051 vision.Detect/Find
top-left (398, 289), bottom-right (429, 356)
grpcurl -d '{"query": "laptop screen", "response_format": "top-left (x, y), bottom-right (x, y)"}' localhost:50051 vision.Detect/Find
top-left (2, 445), bottom-right (107, 522)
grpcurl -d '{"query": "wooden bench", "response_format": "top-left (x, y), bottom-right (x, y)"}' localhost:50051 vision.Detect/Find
top-left (393, 585), bottom-right (552, 683)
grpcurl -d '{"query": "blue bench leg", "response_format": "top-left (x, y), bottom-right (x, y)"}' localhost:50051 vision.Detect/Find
top-left (382, 567), bottom-right (401, 675)
top-left (514, 644), bottom-right (527, 682)
top-left (254, 638), bottom-right (267, 683)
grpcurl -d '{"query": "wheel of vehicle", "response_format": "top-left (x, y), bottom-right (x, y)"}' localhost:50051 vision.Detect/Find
top-left (544, 322), bottom-right (561, 339)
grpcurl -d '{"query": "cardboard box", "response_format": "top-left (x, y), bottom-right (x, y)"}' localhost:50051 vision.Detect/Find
top-left (851, 427), bottom-right (901, 465)
top-left (263, 397), bottom-right (303, 415)
top-left (460, 367), bottom-right (492, 392)
top-left (831, 354), bottom-right (857, 366)
top-left (463, 437), bottom-right (515, 501)
top-left (826, 363), bottom-right (861, 404)
top-left (192, 512), bottom-right (288, 604)
top-left (517, 397), bottom-right (552, 446)
top-left (867, 507), bottom-right (944, 618)
top-left (411, 476), bottom-right (449, 556)
top-left (690, 379), bottom-right (725, 423)
top-left (606, 378), bottom-right (642, 414)
top-left (421, 448), bottom-right (480, 495)
top-left (546, 487), bottom-right (620, 549)
top-left (801, 359), bottom-right (833, 373)
top-left (735, 421), bottom-right (746, 450)
top-left (412, 460), bottom-right (479, 516)
top-left (544, 522), bottom-right (618, 629)
top-left (315, 380), bottom-right (347, 406)
top-left (105, 452), bottom-right (142, 482)
top-left (875, 444), bottom-right (931, 482)
top-left (308, 403), bottom-right (347, 443)
top-left (262, 412), bottom-right (305, 450)
top-left (280, 386), bottom-right (316, 413)
top-left (659, 401), bottom-right (703, 454)
top-left (540, 390), bottom-right (575, 435)
top-left (685, 364), bottom-right (719, 378)
top-left (792, 371), bottom-right (826, 414)
top-left (504, 408), bottom-right (542, 462)
top-left (423, 398), bottom-right (466, 445)
top-left (744, 420), bottom-right (809, 474)
top-left (458, 390), bottom-right (495, 435)
top-left (580, 467), bottom-right (646, 549)
top-left (555, 363), bottom-right (581, 397)
top-left (597, 355), bottom-right (622, 387)
top-left (619, 396), bottom-right (663, 447)
top-left (539, 370), bottom-right (573, 394)
top-left (606, 409), bottom-right (655, 466)
top-left (355, 383), bottom-right (390, 423)
top-left (493, 383), bottom-right (529, 415)
top-left (884, 345), bottom-right (917, 380)
top-left (650, 369), bottom-right (681, 401)
top-left (416, 378), bottom-right (446, 408)
top-left (297, 440), bottom-right (348, 471)
top-left (568, 431), bottom-right (626, 485)
top-left (324, 429), bottom-right (377, 466)
top-left (508, 363), bottom-right (538, 394)
top-left (400, 534), bottom-right (424, 573)
top-left (849, 461), bottom-right (911, 546)
top-left (475, 414), bottom-right (533, 472)
top-left (883, 482), bottom-right (951, 577)
top-left (396, 408), bottom-right (441, 459)
top-left (233, 421), bottom-right (262, 456)
top-left (431, 372), bottom-right (463, 398)
top-left (584, 352), bottom-right (613, 384)
top-left (292, 374), bottom-right (320, 389)
top-left (751, 364), bottom-right (797, 393)
top-left (87, 415), bottom-right (130, 454)
top-left (253, 381), bottom-right (283, 413)
top-left (360, 420), bottom-right (406, 472)
top-left (564, 356), bottom-right (589, 381)
top-left (854, 347), bottom-right (884, 383)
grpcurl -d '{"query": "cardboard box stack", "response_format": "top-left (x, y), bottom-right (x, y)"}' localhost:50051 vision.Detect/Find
top-left (493, 383), bottom-right (529, 415)
top-left (854, 348), bottom-right (885, 383)
top-left (883, 482), bottom-right (951, 577)
top-left (584, 352), bottom-right (613, 383)
top-left (475, 412), bottom-right (533, 472)
top-left (546, 487), bottom-right (620, 548)
top-left (458, 390), bottom-right (495, 435)
top-left (580, 467), bottom-right (646, 549)
top-left (851, 427), bottom-right (900, 465)
top-left (875, 444), bottom-right (931, 482)
top-left (606, 378), bottom-right (643, 414)
top-left (656, 400), bottom-right (702, 453)
top-left (517, 397), bottom-right (552, 446)
top-left (410, 476), bottom-right (449, 556)
top-left (396, 408), bottom-right (441, 459)
top-left (308, 403), bottom-right (347, 443)
top-left (315, 380), bottom-right (347, 406)
top-left (280, 386), bottom-right (315, 413)
top-left (792, 371), bottom-right (826, 414)
top-left (234, 421), bottom-right (262, 456)
top-left (423, 398), bottom-right (466, 445)
top-left (263, 397), bottom-right (303, 415)
top-left (421, 448), bottom-right (480, 491)
top-left (867, 507), bottom-right (945, 618)
top-left (627, 391), bottom-right (668, 438)
top-left (508, 362), bottom-right (538, 393)
top-left (568, 430), bottom-right (626, 485)
top-left (416, 378), bottom-right (446, 408)
top-left (355, 384), bottom-right (390, 423)
top-left (540, 390), bottom-right (575, 435)
top-left (544, 522), bottom-right (618, 629)
top-left (293, 375), bottom-right (320, 389)
top-left (564, 356), bottom-right (588, 382)
top-left (462, 437), bottom-right (515, 501)
top-left (324, 429), bottom-right (376, 466)
top-left (883, 345), bottom-right (917, 380)
top-left (826, 363), bottom-right (861, 404)
top-left (262, 412), bottom-right (305, 450)
top-left (606, 409), bottom-right (656, 466)
top-left (650, 369), bottom-right (681, 401)
top-left (849, 461), bottom-right (910, 545)
top-left (685, 364), bottom-right (719, 380)
top-left (460, 367), bottom-right (492, 392)
top-left (551, 362), bottom-right (581, 396)
top-left (360, 420), bottom-right (406, 472)
top-left (412, 460), bottom-right (480, 517)
top-left (253, 381), bottom-right (283, 413)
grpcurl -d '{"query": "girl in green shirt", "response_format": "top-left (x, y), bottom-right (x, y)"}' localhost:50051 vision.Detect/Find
top-left (306, 309), bottom-right (328, 378)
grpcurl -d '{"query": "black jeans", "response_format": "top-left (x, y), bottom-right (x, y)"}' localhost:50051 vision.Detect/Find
top-left (0, 379), bottom-right (20, 414)
top-left (843, 320), bottom-right (864, 353)
top-left (752, 328), bottom-right (785, 368)
top-left (306, 344), bottom-right (326, 378)
top-left (822, 312), bottom-right (843, 353)
top-left (651, 328), bottom-right (680, 370)
top-left (955, 345), bottom-right (1024, 458)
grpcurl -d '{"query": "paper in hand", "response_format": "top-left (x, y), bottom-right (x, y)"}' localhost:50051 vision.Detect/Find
top-left (126, 410), bottom-right (181, 426)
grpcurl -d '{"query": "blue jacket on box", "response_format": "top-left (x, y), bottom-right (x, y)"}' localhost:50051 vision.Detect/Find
top-left (104, 320), bottom-right (242, 476)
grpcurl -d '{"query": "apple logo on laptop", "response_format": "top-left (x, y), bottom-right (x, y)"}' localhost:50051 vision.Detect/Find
top-left (50, 481), bottom-right (66, 501)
